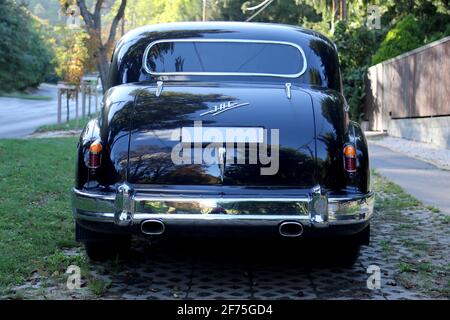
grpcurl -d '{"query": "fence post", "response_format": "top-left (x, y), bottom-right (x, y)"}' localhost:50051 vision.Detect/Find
top-left (95, 79), bottom-right (98, 113)
top-left (57, 90), bottom-right (62, 124)
top-left (81, 82), bottom-right (86, 118)
top-left (75, 90), bottom-right (79, 130)
top-left (81, 74), bottom-right (99, 117)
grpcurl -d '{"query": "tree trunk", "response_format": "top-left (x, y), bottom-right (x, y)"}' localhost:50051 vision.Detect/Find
top-left (76, 0), bottom-right (127, 94)
top-left (121, 16), bottom-right (125, 36)
top-left (331, 0), bottom-right (339, 33)
top-left (97, 49), bottom-right (110, 93)
top-left (340, 0), bottom-right (347, 20)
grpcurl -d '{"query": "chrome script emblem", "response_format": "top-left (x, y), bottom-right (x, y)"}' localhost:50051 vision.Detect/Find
top-left (200, 101), bottom-right (250, 117)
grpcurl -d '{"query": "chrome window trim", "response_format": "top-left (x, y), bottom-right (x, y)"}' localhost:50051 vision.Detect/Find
top-left (142, 38), bottom-right (308, 78)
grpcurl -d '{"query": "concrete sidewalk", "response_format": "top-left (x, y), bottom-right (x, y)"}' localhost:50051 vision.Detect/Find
top-left (369, 143), bottom-right (450, 214)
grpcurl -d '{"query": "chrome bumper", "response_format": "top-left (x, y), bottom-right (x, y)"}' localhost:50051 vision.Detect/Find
top-left (71, 185), bottom-right (374, 229)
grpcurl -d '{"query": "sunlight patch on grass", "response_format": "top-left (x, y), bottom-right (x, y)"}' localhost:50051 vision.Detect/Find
top-left (0, 138), bottom-right (78, 291)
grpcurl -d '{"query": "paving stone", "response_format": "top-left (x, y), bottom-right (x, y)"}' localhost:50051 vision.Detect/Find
top-left (251, 264), bottom-right (317, 300)
top-left (188, 261), bottom-right (251, 299)
top-left (6, 198), bottom-right (449, 300)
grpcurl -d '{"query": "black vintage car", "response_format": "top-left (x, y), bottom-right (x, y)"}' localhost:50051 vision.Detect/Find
top-left (72, 22), bottom-right (373, 265)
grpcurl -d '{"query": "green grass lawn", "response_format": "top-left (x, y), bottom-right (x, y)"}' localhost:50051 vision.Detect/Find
top-left (0, 91), bottom-right (52, 101)
top-left (35, 117), bottom-right (93, 133)
top-left (0, 138), bottom-right (78, 292)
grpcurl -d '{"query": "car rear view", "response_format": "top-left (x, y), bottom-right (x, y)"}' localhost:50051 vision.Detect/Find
top-left (72, 22), bottom-right (373, 265)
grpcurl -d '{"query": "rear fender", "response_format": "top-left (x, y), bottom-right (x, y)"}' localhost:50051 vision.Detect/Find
top-left (345, 121), bottom-right (370, 193)
top-left (75, 84), bottom-right (144, 189)
top-left (75, 119), bottom-right (101, 189)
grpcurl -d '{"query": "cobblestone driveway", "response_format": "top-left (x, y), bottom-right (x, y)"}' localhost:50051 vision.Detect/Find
top-left (8, 174), bottom-right (450, 300)
top-left (78, 204), bottom-right (447, 300)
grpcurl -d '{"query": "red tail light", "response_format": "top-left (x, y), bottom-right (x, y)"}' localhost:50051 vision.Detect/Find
top-left (343, 144), bottom-right (356, 173)
top-left (87, 141), bottom-right (102, 169)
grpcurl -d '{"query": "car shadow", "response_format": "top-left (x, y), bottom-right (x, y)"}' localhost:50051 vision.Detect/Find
top-left (84, 236), bottom-right (372, 299)
top-left (118, 236), bottom-right (355, 269)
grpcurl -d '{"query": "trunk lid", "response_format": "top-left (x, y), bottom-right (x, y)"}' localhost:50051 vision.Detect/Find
top-left (127, 82), bottom-right (317, 187)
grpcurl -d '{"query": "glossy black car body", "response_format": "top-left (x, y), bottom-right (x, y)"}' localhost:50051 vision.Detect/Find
top-left (72, 22), bottom-right (373, 263)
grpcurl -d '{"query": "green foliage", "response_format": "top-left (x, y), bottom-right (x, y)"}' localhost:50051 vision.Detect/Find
top-left (371, 15), bottom-right (423, 65)
top-left (241, 0), bottom-right (322, 25)
top-left (427, 23), bottom-right (450, 43)
top-left (333, 22), bottom-right (385, 120)
top-left (114, 0), bottom-right (202, 27)
top-left (25, 0), bottom-right (62, 25)
top-left (52, 26), bottom-right (91, 85)
top-left (372, 1), bottom-right (449, 65)
top-left (0, 0), bottom-right (54, 92)
top-left (118, 0), bottom-right (322, 30)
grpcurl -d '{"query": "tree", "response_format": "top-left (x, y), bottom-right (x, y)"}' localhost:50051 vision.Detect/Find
top-left (333, 21), bottom-right (386, 120)
top-left (0, 0), bottom-right (54, 92)
top-left (53, 26), bottom-right (90, 85)
top-left (107, 0), bottom-right (202, 32)
top-left (210, 0), bottom-right (321, 26)
top-left (63, 0), bottom-right (127, 92)
top-left (371, 14), bottom-right (424, 65)
top-left (26, 0), bottom-right (62, 25)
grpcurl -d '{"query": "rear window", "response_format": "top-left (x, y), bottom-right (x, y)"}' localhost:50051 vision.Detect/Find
top-left (143, 39), bottom-right (307, 78)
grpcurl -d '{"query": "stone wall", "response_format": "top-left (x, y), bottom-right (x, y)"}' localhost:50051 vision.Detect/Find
top-left (387, 116), bottom-right (450, 149)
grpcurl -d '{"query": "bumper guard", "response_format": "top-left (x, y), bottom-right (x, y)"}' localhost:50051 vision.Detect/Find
top-left (71, 184), bottom-right (374, 230)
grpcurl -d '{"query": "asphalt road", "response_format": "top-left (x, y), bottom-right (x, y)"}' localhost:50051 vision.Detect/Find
top-left (369, 143), bottom-right (450, 214)
top-left (0, 84), bottom-right (93, 138)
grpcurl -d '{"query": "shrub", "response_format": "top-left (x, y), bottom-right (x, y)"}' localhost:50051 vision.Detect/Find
top-left (426, 23), bottom-right (450, 43)
top-left (333, 22), bottom-right (385, 121)
top-left (53, 26), bottom-right (91, 85)
top-left (0, 0), bottom-right (54, 92)
top-left (371, 15), bottom-right (424, 65)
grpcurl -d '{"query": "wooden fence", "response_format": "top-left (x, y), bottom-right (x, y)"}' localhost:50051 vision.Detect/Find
top-left (364, 36), bottom-right (450, 131)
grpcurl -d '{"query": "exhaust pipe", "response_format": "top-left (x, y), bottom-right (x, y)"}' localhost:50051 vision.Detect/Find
top-left (141, 219), bottom-right (165, 235)
top-left (279, 221), bottom-right (303, 237)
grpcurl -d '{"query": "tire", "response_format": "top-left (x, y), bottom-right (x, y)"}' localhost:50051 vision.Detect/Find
top-left (328, 225), bottom-right (370, 267)
top-left (84, 241), bottom-right (131, 261)
top-left (333, 242), bottom-right (361, 267)
top-left (76, 223), bottom-right (131, 261)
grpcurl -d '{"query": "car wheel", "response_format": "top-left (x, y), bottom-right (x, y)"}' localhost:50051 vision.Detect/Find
top-left (84, 241), bottom-right (131, 261)
top-left (333, 242), bottom-right (361, 267)
top-left (76, 223), bottom-right (131, 261)
top-left (331, 224), bottom-right (371, 267)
